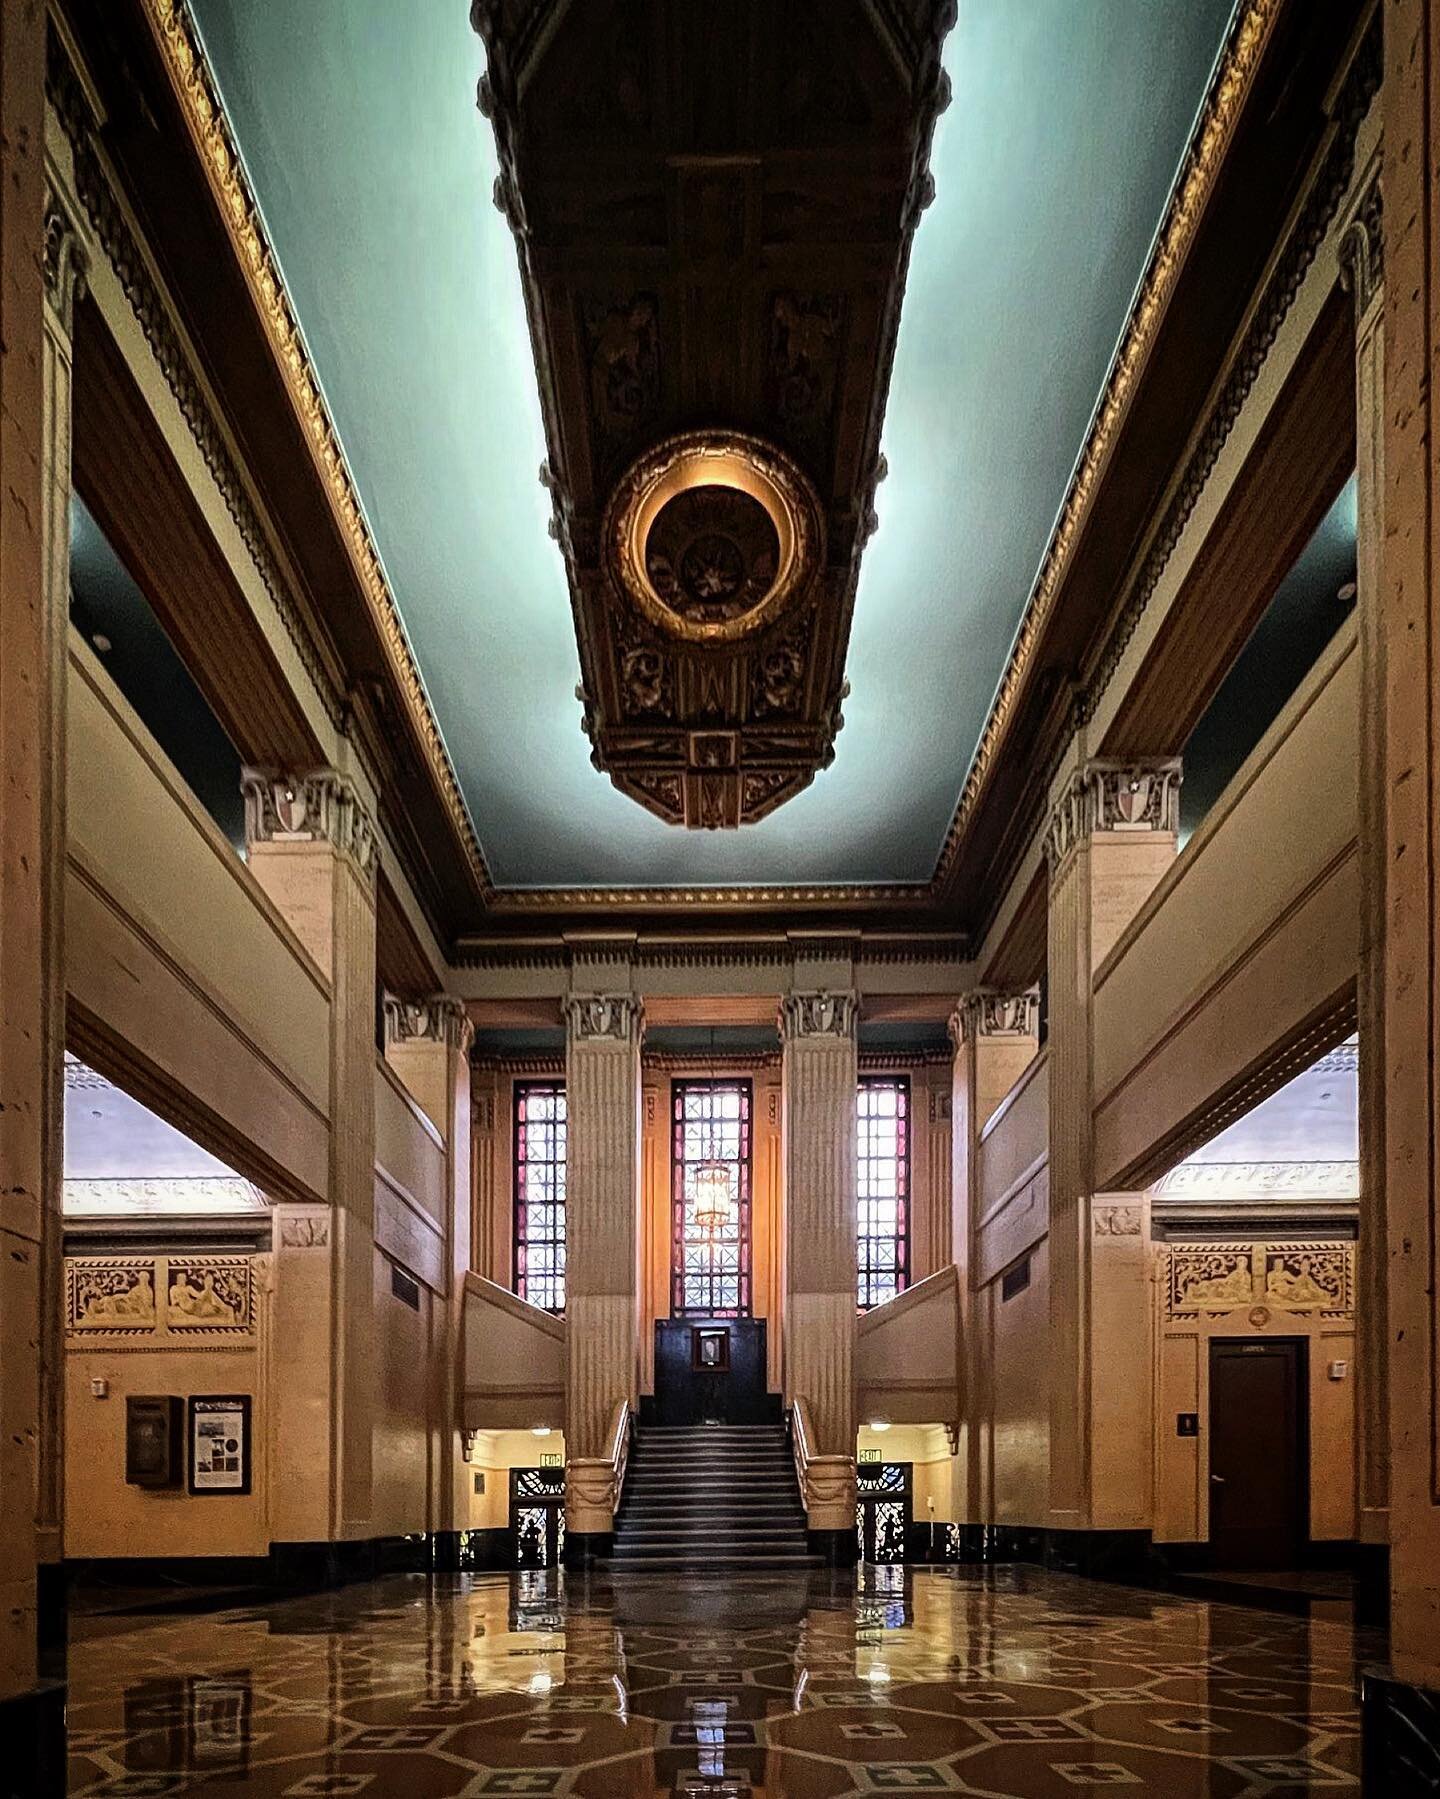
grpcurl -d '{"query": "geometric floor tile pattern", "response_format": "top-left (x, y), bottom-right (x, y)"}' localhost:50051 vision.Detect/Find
top-left (64, 1564), bottom-right (1379, 1795)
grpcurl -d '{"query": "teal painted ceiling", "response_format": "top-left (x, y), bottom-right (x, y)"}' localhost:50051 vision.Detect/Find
top-left (189, 0), bottom-right (1236, 891)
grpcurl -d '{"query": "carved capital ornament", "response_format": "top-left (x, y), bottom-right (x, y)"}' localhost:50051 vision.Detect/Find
top-left (383, 993), bottom-right (475, 1055)
top-left (778, 990), bottom-right (859, 1043)
top-left (564, 994), bottom-right (645, 1046)
top-left (241, 766), bottom-right (378, 882)
top-left (950, 987), bottom-right (1042, 1049)
top-left (1044, 758), bottom-right (1182, 872)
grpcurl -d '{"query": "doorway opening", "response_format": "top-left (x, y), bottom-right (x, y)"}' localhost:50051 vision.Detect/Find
top-left (1208, 1337), bottom-right (1308, 1569)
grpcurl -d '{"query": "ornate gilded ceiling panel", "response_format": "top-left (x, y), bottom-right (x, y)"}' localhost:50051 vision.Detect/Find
top-left (473, 0), bottom-right (955, 827)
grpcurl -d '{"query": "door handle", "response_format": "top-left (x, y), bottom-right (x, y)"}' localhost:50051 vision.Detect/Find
top-left (1210, 1474), bottom-right (1226, 1485)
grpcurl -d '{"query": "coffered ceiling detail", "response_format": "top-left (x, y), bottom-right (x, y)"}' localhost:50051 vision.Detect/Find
top-left (473, 0), bottom-right (954, 830)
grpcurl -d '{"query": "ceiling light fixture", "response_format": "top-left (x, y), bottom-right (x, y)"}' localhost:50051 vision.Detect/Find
top-left (530, 1425), bottom-right (552, 1437)
top-left (868, 1418), bottom-right (891, 1433)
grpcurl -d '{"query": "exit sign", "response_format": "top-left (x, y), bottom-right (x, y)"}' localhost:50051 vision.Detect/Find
top-left (540, 1452), bottom-right (562, 1468)
top-left (858, 1448), bottom-right (881, 1464)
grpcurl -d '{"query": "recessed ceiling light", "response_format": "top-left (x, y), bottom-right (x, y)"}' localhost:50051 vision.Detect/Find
top-left (91, 631), bottom-right (111, 653)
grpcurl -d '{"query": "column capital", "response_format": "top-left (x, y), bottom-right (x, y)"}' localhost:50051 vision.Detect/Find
top-left (563, 993), bottom-right (644, 1046)
top-left (43, 189), bottom-right (89, 332)
top-left (1044, 757), bottom-right (1181, 873)
top-left (778, 989), bottom-right (859, 1043)
top-left (241, 766), bottom-right (378, 882)
top-left (1338, 151), bottom-right (1383, 318)
top-left (383, 993), bottom-right (474, 1055)
top-left (948, 986), bottom-right (1041, 1050)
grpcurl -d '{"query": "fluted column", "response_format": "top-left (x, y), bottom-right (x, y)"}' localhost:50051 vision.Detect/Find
top-left (1339, 152), bottom-right (1388, 1555)
top-left (243, 766), bottom-right (379, 1542)
top-left (383, 996), bottom-right (474, 1551)
top-left (780, 989), bottom-right (858, 1540)
top-left (949, 988), bottom-right (1041, 1526)
top-left (562, 993), bottom-right (643, 1551)
top-left (1045, 757), bottom-right (1178, 1533)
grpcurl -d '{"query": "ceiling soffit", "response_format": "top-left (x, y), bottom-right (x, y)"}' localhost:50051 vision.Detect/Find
top-left (473, 0), bottom-right (955, 830)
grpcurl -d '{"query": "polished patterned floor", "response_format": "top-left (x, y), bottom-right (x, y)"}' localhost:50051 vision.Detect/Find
top-left (64, 1563), bottom-right (1377, 1795)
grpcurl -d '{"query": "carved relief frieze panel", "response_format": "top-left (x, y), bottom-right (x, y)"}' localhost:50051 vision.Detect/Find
top-left (1164, 1240), bottom-right (1353, 1319)
top-left (472, 1), bottom-right (955, 828)
top-left (65, 1255), bottom-right (259, 1346)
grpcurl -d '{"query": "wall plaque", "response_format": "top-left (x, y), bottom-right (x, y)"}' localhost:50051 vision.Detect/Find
top-left (188, 1394), bottom-right (252, 1495)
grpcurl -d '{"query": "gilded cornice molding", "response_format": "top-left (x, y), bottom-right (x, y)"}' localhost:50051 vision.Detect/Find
top-left (452, 930), bottom-right (965, 971)
top-left (44, 25), bottom-right (346, 740)
top-left (778, 991), bottom-right (859, 1044)
top-left (1076, 21), bottom-right (1381, 738)
top-left (563, 995), bottom-right (645, 1046)
top-left (929, 0), bottom-right (1282, 895)
top-left (383, 993), bottom-right (474, 1054)
top-left (137, 0), bottom-right (494, 904)
top-left (1044, 759), bottom-right (1182, 874)
top-left (241, 766), bottom-right (378, 883)
top-left (471, 1053), bottom-right (565, 1078)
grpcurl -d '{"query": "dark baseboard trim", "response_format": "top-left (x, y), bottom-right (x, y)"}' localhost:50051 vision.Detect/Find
top-left (808, 1528), bottom-right (859, 1567)
top-left (431, 1528), bottom-right (511, 1573)
top-left (1362, 1667), bottom-right (1440, 1795)
top-left (563, 1530), bottom-right (613, 1570)
top-left (952, 1524), bottom-right (1157, 1583)
top-left (36, 1560), bottom-right (67, 1681)
top-left (0, 1679), bottom-right (65, 1799)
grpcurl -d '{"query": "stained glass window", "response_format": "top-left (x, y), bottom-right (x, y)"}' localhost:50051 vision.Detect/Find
top-left (671, 1080), bottom-right (752, 1316)
top-left (857, 1076), bottom-right (910, 1310)
top-left (514, 1082), bottom-right (566, 1313)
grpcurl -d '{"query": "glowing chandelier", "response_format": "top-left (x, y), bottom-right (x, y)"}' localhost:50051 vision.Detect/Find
top-left (690, 1159), bottom-right (735, 1236)
top-left (690, 1023), bottom-right (736, 1236)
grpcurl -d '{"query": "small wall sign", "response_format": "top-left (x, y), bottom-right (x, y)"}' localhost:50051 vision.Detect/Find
top-left (188, 1395), bottom-right (251, 1494)
top-left (858, 1447), bottom-right (881, 1464)
top-left (1176, 1412), bottom-right (1199, 1438)
top-left (540, 1451), bottom-right (563, 1468)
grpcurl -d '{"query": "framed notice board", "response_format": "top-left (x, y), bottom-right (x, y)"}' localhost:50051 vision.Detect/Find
top-left (188, 1394), bottom-right (252, 1495)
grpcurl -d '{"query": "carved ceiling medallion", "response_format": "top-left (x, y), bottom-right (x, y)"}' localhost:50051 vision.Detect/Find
top-left (606, 432), bottom-right (822, 646)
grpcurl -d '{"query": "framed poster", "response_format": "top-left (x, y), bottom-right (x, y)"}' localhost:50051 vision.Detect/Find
top-left (188, 1394), bottom-right (251, 1495)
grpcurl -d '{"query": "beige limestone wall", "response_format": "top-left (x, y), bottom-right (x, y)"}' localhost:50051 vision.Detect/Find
top-left (68, 640), bottom-right (331, 1112)
top-left (370, 1248), bottom-right (435, 1540)
top-left (984, 1236), bottom-right (1052, 1528)
top-left (64, 1341), bottom-right (268, 1559)
top-left (374, 1058), bottom-right (447, 1234)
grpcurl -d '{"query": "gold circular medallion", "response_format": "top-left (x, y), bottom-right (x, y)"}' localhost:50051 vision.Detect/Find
top-left (603, 431), bottom-right (823, 644)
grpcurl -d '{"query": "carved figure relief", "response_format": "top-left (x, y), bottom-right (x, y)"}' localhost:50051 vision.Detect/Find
top-left (66, 1255), bottom-right (257, 1341)
top-left (68, 1261), bottom-right (158, 1334)
top-left (1094, 1204), bottom-right (1142, 1237)
top-left (279, 1215), bottom-right (329, 1250)
top-left (1166, 1240), bottom-right (1353, 1318)
top-left (565, 995), bottom-right (645, 1045)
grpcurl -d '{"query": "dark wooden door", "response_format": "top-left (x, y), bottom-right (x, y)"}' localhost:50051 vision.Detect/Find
top-left (1208, 1338), bottom-right (1307, 1568)
top-left (650, 1318), bottom-right (773, 1425)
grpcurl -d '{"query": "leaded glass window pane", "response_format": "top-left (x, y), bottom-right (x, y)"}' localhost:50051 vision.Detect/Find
top-left (671, 1079), bottom-right (752, 1317)
top-left (857, 1076), bottom-right (910, 1311)
top-left (515, 1082), bottom-right (567, 1313)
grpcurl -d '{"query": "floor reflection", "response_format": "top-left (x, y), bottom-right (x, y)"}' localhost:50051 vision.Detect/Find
top-left (65, 1563), bottom-right (1374, 1794)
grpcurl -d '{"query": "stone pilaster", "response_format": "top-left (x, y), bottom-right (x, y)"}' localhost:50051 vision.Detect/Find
top-left (1045, 756), bottom-right (1177, 1531)
top-left (1340, 150), bottom-right (1388, 1550)
top-left (562, 992), bottom-right (643, 1545)
top-left (949, 988), bottom-right (1041, 1524)
top-left (383, 996), bottom-right (474, 1542)
top-left (1369, 0), bottom-right (1440, 1731)
top-left (0, 4), bottom-right (63, 1746)
top-left (35, 160), bottom-right (88, 1619)
top-left (243, 765), bottom-right (378, 1539)
top-left (469, 1071), bottom-right (504, 1285)
top-left (780, 988), bottom-right (858, 1532)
